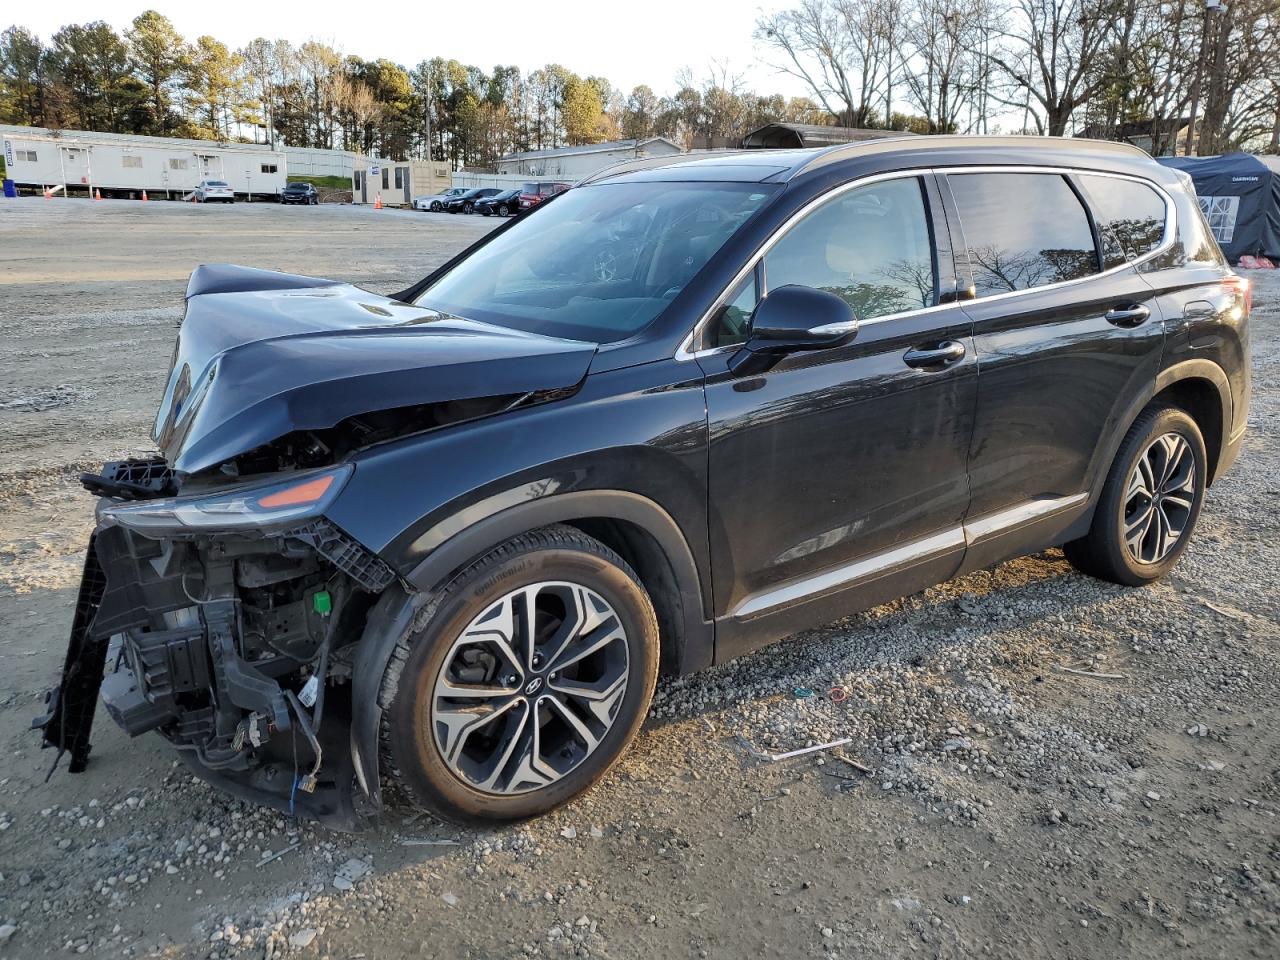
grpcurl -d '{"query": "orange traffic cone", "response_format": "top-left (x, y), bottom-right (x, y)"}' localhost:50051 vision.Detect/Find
top-left (94, 188), bottom-right (102, 201)
top-left (374, 192), bottom-right (382, 210)
top-left (141, 190), bottom-right (148, 202)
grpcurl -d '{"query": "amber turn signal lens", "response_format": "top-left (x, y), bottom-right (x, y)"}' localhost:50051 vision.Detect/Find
top-left (256, 474), bottom-right (336, 509)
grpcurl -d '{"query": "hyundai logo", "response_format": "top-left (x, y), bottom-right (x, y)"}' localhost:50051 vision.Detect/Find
top-left (524, 677), bottom-right (543, 695)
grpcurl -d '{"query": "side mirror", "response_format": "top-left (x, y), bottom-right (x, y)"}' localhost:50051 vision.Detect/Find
top-left (728, 285), bottom-right (859, 374)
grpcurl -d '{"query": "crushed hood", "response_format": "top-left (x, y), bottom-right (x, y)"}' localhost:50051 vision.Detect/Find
top-left (154, 264), bottom-right (597, 475)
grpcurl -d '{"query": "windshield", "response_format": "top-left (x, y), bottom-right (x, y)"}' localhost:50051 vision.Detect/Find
top-left (417, 181), bottom-right (776, 343)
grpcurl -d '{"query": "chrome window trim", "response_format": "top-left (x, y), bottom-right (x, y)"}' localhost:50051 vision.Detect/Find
top-left (676, 164), bottom-right (1177, 362)
top-left (944, 167), bottom-right (1177, 308)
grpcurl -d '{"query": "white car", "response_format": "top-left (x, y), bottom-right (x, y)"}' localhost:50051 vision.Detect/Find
top-left (412, 187), bottom-right (468, 212)
top-left (193, 179), bottom-right (235, 203)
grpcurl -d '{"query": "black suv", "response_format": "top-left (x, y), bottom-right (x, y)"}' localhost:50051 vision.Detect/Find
top-left (37, 137), bottom-right (1250, 828)
top-left (280, 182), bottom-right (319, 205)
top-left (445, 187), bottom-right (501, 214)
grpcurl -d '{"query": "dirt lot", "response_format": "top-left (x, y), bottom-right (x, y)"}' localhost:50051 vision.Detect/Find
top-left (0, 198), bottom-right (1277, 960)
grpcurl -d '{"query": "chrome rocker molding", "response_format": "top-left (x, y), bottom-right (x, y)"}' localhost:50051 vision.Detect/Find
top-left (729, 493), bottom-right (1089, 620)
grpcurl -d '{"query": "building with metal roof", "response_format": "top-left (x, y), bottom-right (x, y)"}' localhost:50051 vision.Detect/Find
top-left (741, 123), bottom-right (914, 149)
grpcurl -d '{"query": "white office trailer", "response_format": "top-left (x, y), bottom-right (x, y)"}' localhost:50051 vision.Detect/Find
top-left (352, 156), bottom-right (451, 206)
top-left (1, 125), bottom-right (287, 199)
top-left (494, 138), bottom-right (683, 179)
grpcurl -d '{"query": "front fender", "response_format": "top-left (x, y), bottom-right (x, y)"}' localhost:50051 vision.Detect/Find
top-left (347, 489), bottom-right (713, 813)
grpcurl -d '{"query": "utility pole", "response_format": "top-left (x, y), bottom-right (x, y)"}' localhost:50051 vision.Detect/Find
top-left (424, 61), bottom-right (432, 163)
top-left (1184, 0), bottom-right (1228, 156)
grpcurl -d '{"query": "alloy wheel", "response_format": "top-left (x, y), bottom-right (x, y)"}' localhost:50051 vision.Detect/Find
top-left (1123, 432), bottom-right (1196, 565)
top-left (430, 581), bottom-right (630, 795)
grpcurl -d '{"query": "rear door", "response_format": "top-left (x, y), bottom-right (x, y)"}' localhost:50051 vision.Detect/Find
top-left (940, 169), bottom-right (1166, 566)
top-left (700, 173), bottom-right (978, 658)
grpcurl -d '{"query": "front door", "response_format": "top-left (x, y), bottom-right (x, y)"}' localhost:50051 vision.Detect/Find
top-left (700, 173), bottom-right (977, 659)
top-left (939, 170), bottom-right (1165, 566)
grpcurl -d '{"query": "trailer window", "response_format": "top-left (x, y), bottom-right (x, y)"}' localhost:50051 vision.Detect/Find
top-left (170, 158), bottom-right (188, 170)
top-left (395, 168), bottom-right (404, 189)
top-left (261, 163), bottom-right (277, 174)
top-left (18, 149), bottom-right (37, 162)
top-left (382, 168), bottom-right (389, 190)
top-left (122, 156), bottom-right (143, 168)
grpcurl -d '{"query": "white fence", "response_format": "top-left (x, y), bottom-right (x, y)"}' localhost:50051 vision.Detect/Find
top-left (448, 172), bottom-right (539, 190)
top-left (283, 146), bottom-right (360, 180)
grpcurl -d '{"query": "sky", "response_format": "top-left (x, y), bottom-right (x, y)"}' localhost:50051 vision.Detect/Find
top-left (15, 0), bottom-right (813, 101)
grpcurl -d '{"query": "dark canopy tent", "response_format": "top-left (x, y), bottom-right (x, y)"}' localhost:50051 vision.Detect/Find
top-left (1157, 153), bottom-right (1280, 263)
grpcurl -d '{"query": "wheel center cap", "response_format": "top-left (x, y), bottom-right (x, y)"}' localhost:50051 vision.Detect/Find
top-left (524, 677), bottom-right (543, 696)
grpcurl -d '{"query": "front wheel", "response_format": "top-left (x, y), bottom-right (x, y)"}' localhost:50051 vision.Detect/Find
top-left (497, 204), bottom-right (509, 217)
top-left (1064, 404), bottom-right (1207, 585)
top-left (379, 525), bottom-right (659, 824)
top-left (430, 201), bottom-right (442, 211)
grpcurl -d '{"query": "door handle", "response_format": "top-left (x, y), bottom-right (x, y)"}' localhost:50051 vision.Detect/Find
top-left (903, 340), bottom-right (966, 369)
top-left (1104, 304), bottom-right (1151, 327)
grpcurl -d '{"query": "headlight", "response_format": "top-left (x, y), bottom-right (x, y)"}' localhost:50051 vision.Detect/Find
top-left (100, 464), bottom-right (353, 533)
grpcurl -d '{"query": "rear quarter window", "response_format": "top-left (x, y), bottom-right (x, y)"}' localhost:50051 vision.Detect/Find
top-left (1078, 174), bottom-right (1168, 268)
top-left (948, 172), bottom-right (1100, 296)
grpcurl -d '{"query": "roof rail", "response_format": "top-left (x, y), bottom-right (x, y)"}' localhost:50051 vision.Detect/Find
top-left (792, 134), bottom-right (1153, 177)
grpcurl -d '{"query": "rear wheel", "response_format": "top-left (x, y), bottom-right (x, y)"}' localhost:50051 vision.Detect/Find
top-left (1064, 404), bottom-right (1207, 585)
top-left (379, 525), bottom-right (659, 824)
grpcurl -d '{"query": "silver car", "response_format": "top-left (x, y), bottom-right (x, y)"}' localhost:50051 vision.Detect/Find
top-left (412, 187), bottom-right (468, 212)
top-left (193, 179), bottom-right (235, 203)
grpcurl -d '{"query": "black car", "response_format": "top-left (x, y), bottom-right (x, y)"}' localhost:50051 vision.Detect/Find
top-left (37, 137), bottom-right (1250, 830)
top-left (475, 188), bottom-right (520, 217)
top-left (445, 187), bottom-right (501, 214)
top-left (280, 182), bottom-right (319, 205)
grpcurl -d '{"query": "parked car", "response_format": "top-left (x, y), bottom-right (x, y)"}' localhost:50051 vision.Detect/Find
top-left (475, 188), bottom-right (521, 217)
top-left (518, 180), bottom-right (570, 213)
top-left (413, 187), bottom-right (468, 212)
top-left (445, 187), bottom-right (502, 214)
top-left (281, 182), bottom-right (319, 205)
top-left (192, 179), bottom-right (234, 203)
top-left (38, 138), bottom-right (1249, 832)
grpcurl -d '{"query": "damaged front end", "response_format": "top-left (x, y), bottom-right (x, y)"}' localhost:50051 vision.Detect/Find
top-left (34, 458), bottom-right (396, 830)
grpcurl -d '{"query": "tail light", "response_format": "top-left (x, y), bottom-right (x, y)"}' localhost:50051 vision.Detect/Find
top-left (1223, 275), bottom-right (1251, 315)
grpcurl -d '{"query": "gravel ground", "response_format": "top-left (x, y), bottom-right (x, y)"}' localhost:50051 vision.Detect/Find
top-left (0, 198), bottom-right (1277, 960)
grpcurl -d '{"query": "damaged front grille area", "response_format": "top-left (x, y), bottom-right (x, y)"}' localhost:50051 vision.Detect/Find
top-left (35, 508), bottom-right (392, 825)
top-left (81, 457), bottom-right (176, 500)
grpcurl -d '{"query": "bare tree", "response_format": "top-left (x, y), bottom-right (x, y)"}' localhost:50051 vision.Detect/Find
top-left (755, 0), bottom-right (896, 127)
top-left (899, 0), bottom-right (994, 133)
top-left (987, 0), bottom-right (1112, 136)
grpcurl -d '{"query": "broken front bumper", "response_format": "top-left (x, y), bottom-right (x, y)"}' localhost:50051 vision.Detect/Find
top-left (33, 461), bottom-right (398, 830)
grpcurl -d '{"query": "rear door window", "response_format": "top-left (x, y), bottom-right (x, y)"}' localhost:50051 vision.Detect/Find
top-left (1077, 174), bottom-right (1168, 268)
top-left (948, 173), bottom-right (1099, 296)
